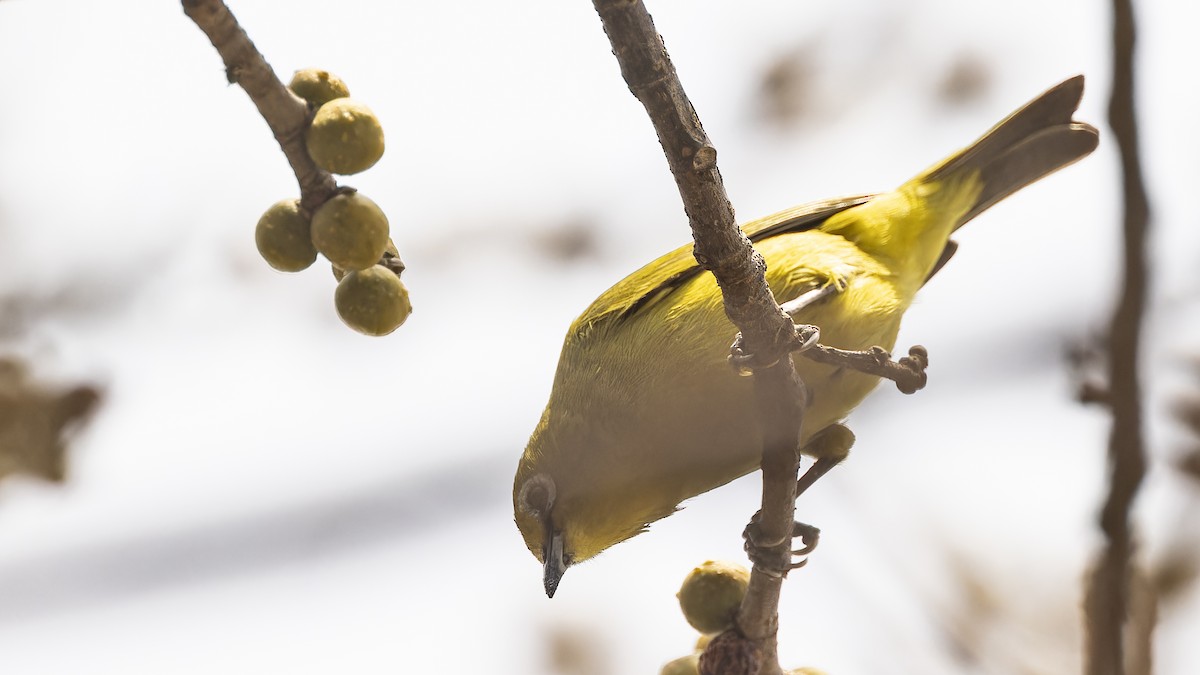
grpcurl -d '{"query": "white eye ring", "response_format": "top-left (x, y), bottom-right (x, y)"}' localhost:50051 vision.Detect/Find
top-left (518, 474), bottom-right (556, 516)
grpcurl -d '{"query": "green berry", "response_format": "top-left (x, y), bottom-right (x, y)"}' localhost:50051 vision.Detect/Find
top-left (312, 192), bottom-right (389, 272)
top-left (306, 98), bottom-right (384, 175)
top-left (335, 265), bottom-right (412, 336)
top-left (677, 561), bottom-right (751, 634)
top-left (660, 654), bottom-right (700, 675)
top-left (289, 69), bottom-right (350, 106)
top-left (255, 199), bottom-right (316, 272)
top-left (332, 238), bottom-right (398, 282)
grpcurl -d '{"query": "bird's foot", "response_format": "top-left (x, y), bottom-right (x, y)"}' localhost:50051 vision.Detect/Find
top-left (728, 324), bottom-right (820, 376)
top-left (742, 513), bottom-right (821, 578)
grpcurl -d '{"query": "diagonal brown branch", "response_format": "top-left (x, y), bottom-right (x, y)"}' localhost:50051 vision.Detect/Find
top-left (1085, 0), bottom-right (1152, 672)
top-left (181, 0), bottom-right (338, 214)
top-left (590, 2), bottom-right (804, 673)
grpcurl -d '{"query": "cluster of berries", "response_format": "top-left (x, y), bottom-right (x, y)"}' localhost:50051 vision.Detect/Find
top-left (254, 69), bottom-right (410, 336)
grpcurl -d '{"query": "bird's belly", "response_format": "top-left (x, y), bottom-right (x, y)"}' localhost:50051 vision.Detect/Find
top-left (633, 275), bottom-right (905, 507)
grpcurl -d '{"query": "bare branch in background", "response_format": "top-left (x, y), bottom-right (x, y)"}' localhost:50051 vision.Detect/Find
top-left (1139, 367), bottom-right (1200, 631)
top-left (1084, 0), bottom-right (1152, 671)
top-left (0, 358), bottom-right (100, 484)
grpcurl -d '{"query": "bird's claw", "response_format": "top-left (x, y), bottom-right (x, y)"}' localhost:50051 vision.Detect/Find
top-left (728, 324), bottom-right (820, 376)
top-left (742, 514), bottom-right (822, 577)
top-left (790, 521), bottom-right (820, 558)
top-left (728, 334), bottom-right (762, 376)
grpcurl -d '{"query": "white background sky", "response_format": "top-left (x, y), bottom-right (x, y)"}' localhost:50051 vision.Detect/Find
top-left (1, 1), bottom-right (1198, 673)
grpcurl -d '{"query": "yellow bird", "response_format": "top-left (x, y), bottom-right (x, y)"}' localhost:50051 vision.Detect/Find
top-left (514, 76), bottom-right (1098, 597)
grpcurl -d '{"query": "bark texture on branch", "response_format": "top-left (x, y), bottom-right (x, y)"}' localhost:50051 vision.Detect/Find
top-left (181, 0), bottom-right (338, 213)
top-left (590, 2), bottom-right (805, 673)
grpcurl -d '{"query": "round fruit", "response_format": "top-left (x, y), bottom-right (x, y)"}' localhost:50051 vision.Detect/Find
top-left (659, 654), bottom-right (700, 675)
top-left (305, 98), bottom-right (384, 175)
top-left (332, 238), bottom-right (398, 282)
top-left (289, 69), bottom-right (350, 106)
top-left (311, 192), bottom-right (390, 272)
top-left (255, 199), bottom-right (316, 272)
top-left (335, 265), bottom-right (412, 336)
top-left (677, 561), bottom-right (751, 634)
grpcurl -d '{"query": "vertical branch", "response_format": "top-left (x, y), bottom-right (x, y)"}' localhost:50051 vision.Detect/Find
top-left (589, 2), bottom-right (804, 673)
top-left (1085, 0), bottom-right (1151, 671)
top-left (736, 368), bottom-right (804, 675)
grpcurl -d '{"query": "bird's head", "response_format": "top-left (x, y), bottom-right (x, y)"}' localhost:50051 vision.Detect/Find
top-left (514, 451), bottom-right (669, 598)
top-left (514, 384), bottom-right (693, 598)
top-left (513, 471), bottom-right (570, 598)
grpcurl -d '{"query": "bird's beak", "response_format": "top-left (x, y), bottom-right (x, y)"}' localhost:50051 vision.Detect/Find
top-left (543, 525), bottom-right (566, 598)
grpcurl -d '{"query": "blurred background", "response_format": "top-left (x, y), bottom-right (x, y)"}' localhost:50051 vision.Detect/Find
top-left (0, 0), bottom-right (1197, 673)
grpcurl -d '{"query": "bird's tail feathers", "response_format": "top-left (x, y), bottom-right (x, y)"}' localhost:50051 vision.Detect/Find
top-left (923, 75), bottom-right (1099, 230)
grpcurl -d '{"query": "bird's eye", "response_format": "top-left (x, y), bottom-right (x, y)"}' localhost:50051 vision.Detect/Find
top-left (518, 473), bottom-right (556, 516)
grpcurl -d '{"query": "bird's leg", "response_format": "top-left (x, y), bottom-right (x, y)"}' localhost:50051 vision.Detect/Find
top-left (742, 423), bottom-right (854, 576)
top-left (795, 423), bottom-right (854, 495)
top-left (778, 284), bottom-right (840, 317)
top-left (733, 280), bottom-right (930, 394)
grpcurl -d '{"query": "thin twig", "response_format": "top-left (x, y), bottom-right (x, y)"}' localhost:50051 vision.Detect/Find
top-left (1084, 0), bottom-right (1151, 671)
top-left (181, 0), bottom-right (338, 214)
top-left (590, 2), bottom-right (803, 673)
top-left (800, 344), bottom-right (929, 395)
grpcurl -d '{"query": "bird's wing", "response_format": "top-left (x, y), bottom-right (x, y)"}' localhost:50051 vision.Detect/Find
top-left (571, 194), bottom-right (876, 334)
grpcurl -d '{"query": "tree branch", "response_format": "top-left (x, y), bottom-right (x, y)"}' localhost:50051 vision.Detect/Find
top-left (799, 344), bottom-right (929, 395)
top-left (181, 0), bottom-right (338, 214)
top-left (1085, 0), bottom-right (1152, 672)
top-left (590, 2), bottom-right (804, 673)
